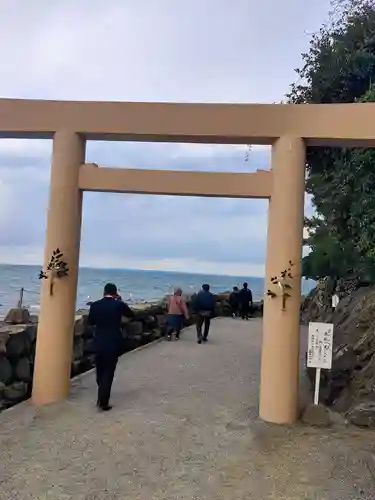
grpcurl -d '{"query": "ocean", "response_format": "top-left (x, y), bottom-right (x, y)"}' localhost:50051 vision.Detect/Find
top-left (0, 264), bottom-right (315, 316)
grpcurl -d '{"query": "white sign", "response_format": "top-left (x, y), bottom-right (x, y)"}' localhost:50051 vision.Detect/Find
top-left (307, 322), bottom-right (334, 370)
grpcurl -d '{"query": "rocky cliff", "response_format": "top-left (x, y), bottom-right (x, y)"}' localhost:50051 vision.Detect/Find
top-left (301, 278), bottom-right (375, 427)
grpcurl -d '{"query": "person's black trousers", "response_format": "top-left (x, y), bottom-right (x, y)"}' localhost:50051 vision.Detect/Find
top-left (240, 303), bottom-right (251, 319)
top-left (196, 314), bottom-right (211, 340)
top-left (95, 352), bottom-right (118, 407)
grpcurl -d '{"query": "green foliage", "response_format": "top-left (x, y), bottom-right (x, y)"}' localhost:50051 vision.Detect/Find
top-left (288, 0), bottom-right (375, 281)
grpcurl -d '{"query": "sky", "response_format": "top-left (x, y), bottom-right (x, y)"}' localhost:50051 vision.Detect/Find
top-left (0, 0), bottom-right (331, 277)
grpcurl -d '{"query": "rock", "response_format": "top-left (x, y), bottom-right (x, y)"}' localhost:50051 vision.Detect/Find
top-left (329, 409), bottom-right (348, 426)
top-left (133, 313), bottom-right (157, 330)
top-left (137, 305), bottom-right (165, 317)
top-left (29, 341), bottom-right (36, 364)
top-left (332, 344), bottom-right (356, 371)
top-left (87, 354), bottom-right (96, 367)
top-left (74, 315), bottom-right (88, 337)
top-left (76, 308), bottom-right (89, 316)
top-left (24, 325), bottom-right (37, 343)
top-left (301, 404), bottom-right (333, 427)
top-left (0, 330), bottom-right (8, 353)
top-left (29, 314), bottom-right (38, 324)
top-left (141, 332), bottom-right (154, 344)
top-left (0, 356), bottom-right (12, 384)
top-left (347, 402), bottom-right (375, 427)
top-left (83, 338), bottom-right (95, 354)
top-left (71, 360), bottom-right (82, 376)
top-left (3, 381), bottom-right (27, 401)
top-left (156, 315), bottom-right (167, 327)
top-left (72, 337), bottom-right (84, 360)
top-left (303, 284), bottom-right (375, 416)
top-left (5, 326), bottom-right (32, 358)
top-left (153, 329), bottom-right (162, 339)
top-left (124, 321), bottom-right (143, 337)
top-left (4, 308), bottom-right (31, 325)
top-left (301, 277), bottom-right (336, 324)
top-left (0, 324), bottom-right (36, 354)
top-left (15, 357), bottom-right (32, 382)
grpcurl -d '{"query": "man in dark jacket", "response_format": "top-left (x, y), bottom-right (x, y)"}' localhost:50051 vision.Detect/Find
top-left (229, 286), bottom-right (240, 317)
top-left (88, 283), bottom-right (135, 411)
top-left (238, 282), bottom-right (253, 320)
top-left (193, 284), bottom-right (216, 344)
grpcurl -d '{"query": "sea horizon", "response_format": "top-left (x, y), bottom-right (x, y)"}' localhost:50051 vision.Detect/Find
top-left (0, 263), bottom-right (316, 316)
top-left (0, 262), bottom-right (266, 279)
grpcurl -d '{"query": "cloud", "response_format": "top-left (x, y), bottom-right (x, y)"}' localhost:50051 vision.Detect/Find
top-left (0, 0), bottom-right (329, 275)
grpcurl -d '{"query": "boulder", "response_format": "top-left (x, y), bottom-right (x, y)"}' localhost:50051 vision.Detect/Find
top-left (71, 360), bottom-right (82, 377)
top-left (124, 321), bottom-right (143, 337)
top-left (4, 308), bottom-right (31, 325)
top-left (83, 338), bottom-right (96, 355)
top-left (29, 341), bottom-right (36, 365)
top-left (347, 402), bottom-right (375, 428)
top-left (301, 404), bottom-right (333, 427)
top-left (133, 313), bottom-right (157, 331)
top-left (76, 308), bottom-right (89, 315)
top-left (0, 356), bottom-right (12, 384)
top-left (156, 314), bottom-right (167, 328)
top-left (74, 314), bottom-right (88, 337)
top-left (24, 325), bottom-right (37, 343)
top-left (5, 326), bottom-right (32, 358)
top-left (72, 337), bottom-right (84, 360)
top-left (141, 332), bottom-right (154, 345)
top-left (3, 381), bottom-right (28, 402)
top-left (29, 314), bottom-right (38, 324)
top-left (0, 330), bottom-right (8, 353)
top-left (153, 328), bottom-right (163, 339)
top-left (137, 305), bottom-right (165, 316)
top-left (15, 357), bottom-right (32, 382)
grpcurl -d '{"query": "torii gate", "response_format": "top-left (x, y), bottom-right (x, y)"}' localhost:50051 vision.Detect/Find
top-left (0, 98), bottom-right (371, 424)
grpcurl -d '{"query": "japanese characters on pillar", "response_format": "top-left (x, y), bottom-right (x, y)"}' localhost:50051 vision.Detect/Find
top-left (307, 322), bottom-right (334, 369)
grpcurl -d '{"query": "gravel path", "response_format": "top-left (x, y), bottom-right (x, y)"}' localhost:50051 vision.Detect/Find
top-left (0, 318), bottom-right (374, 499)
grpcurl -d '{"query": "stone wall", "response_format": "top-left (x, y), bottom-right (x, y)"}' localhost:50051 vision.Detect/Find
top-left (0, 303), bottom-right (170, 411)
top-left (0, 294), bottom-right (263, 411)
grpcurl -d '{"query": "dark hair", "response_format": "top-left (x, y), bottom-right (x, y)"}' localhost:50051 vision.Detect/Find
top-left (202, 284), bottom-right (210, 291)
top-left (233, 286), bottom-right (238, 291)
top-left (104, 283), bottom-right (118, 296)
top-left (243, 282), bottom-right (248, 288)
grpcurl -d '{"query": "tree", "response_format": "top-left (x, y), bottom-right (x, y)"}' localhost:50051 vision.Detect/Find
top-left (289, 0), bottom-right (375, 281)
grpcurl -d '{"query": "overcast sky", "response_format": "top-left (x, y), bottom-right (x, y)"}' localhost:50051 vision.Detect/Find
top-left (0, 0), bottom-right (330, 276)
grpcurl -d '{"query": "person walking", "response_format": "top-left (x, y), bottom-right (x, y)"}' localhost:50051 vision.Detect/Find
top-left (166, 287), bottom-right (189, 340)
top-left (229, 286), bottom-right (240, 317)
top-left (88, 283), bottom-right (135, 411)
top-left (193, 284), bottom-right (216, 344)
top-left (238, 282), bottom-right (253, 320)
